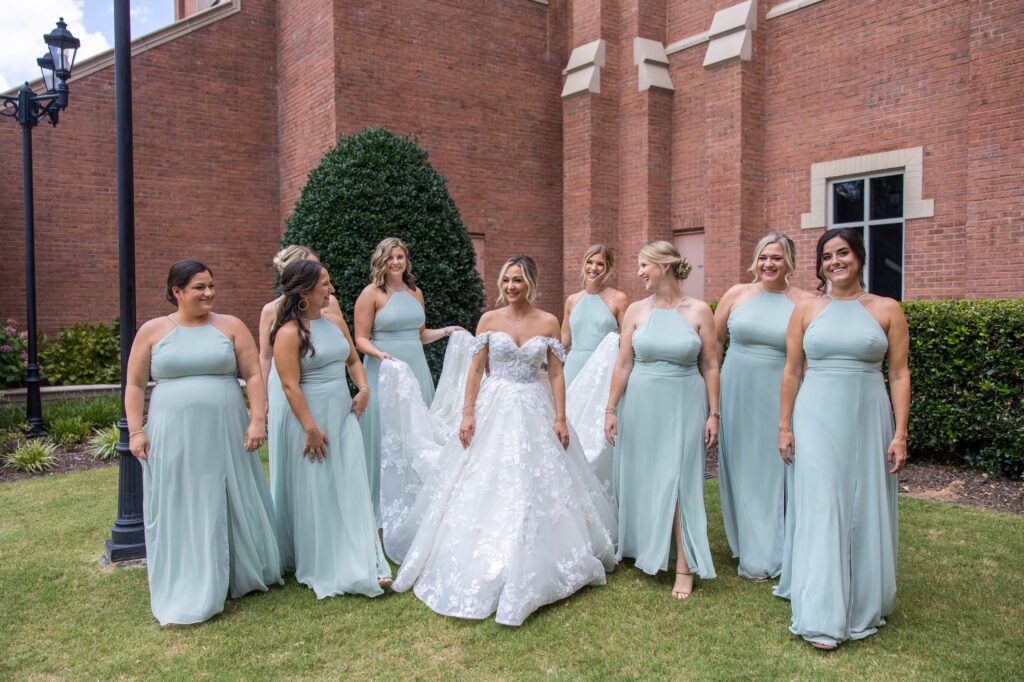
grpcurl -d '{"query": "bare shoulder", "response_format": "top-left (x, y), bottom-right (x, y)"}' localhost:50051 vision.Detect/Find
top-left (565, 290), bottom-right (583, 308)
top-left (260, 298), bottom-right (279, 318)
top-left (275, 319), bottom-right (300, 340)
top-left (324, 310), bottom-right (350, 332)
top-left (794, 294), bottom-right (828, 317)
top-left (720, 282), bottom-right (751, 303)
top-left (686, 297), bottom-right (714, 317)
top-left (864, 294), bottom-right (905, 319)
top-left (476, 309), bottom-right (499, 334)
top-left (356, 284), bottom-right (382, 302)
top-left (409, 287), bottom-right (426, 305)
top-left (137, 316), bottom-right (175, 343)
top-left (606, 288), bottom-right (629, 307)
top-left (535, 309), bottom-right (561, 336)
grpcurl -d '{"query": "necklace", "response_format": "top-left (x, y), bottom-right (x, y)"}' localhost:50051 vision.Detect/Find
top-left (828, 288), bottom-right (867, 301)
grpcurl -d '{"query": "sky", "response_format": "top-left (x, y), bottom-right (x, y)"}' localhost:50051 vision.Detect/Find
top-left (0, 1), bottom-right (174, 92)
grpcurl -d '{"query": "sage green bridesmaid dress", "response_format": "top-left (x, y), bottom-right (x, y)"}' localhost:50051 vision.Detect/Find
top-left (776, 295), bottom-right (898, 648)
top-left (613, 307), bottom-right (716, 579)
top-left (142, 321), bottom-right (282, 626)
top-left (361, 291), bottom-right (435, 527)
top-left (268, 317), bottom-right (390, 598)
top-left (564, 293), bottom-right (619, 387)
top-left (718, 291), bottom-right (793, 579)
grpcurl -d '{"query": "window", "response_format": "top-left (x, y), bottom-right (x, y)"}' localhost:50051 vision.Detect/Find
top-left (828, 172), bottom-right (904, 300)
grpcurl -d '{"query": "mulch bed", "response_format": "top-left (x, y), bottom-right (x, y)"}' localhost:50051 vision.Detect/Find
top-left (4, 448), bottom-right (1022, 517)
top-left (0, 448), bottom-right (116, 484)
top-left (704, 451), bottom-right (1024, 516)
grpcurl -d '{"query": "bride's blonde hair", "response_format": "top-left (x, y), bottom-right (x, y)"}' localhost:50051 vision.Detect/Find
top-left (637, 241), bottom-right (692, 280)
top-left (495, 255), bottom-right (540, 306)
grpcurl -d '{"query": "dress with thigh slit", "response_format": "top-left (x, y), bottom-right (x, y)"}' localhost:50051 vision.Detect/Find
top-left (613, 307), bottom-right (716, 579)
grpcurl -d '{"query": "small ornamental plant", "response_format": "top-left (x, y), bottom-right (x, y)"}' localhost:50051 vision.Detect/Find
top-left (3, 438), bottom-right (58, 473)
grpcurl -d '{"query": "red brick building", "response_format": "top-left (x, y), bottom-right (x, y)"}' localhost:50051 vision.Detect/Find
top-left (1, 0), bottom-right (1021, 335)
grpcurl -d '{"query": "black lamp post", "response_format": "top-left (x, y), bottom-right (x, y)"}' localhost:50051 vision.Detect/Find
top-left (105, 0), bottom-right (146, 563)
top-left (0, 18), bottom-right (80, 438)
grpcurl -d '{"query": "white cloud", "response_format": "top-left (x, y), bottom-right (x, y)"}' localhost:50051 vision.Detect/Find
top-left (0, 1), bottom-right (110, 93)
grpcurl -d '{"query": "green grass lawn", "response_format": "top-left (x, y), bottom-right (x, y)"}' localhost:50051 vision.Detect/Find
top-left (1, 467), bottom-right (1022, 680)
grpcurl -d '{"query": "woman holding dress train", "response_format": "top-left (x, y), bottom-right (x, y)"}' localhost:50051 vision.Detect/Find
top-left (561, 244), bottom-right (627, 388)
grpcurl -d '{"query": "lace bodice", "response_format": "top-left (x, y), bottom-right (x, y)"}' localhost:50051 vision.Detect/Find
top-left (472, 332), bottom-right (567, 383)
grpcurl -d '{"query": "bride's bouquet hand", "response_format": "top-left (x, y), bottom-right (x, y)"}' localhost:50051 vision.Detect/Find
top-left (459, 414), bottom-right (476, 449)
top-left (553, 417), bottom-right (570, 450)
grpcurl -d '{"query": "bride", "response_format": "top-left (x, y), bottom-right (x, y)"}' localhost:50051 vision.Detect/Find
top-left (390, 255), bottom-right (617, 626)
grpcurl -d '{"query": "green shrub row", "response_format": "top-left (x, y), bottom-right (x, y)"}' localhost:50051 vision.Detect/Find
top-left (0, 319), bottom-right (120, 389)
top-left (903, 300), bottom-right (1023, 479)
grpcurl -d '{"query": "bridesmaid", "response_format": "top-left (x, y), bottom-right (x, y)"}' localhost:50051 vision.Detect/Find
top-left (776, 228), bottom-right (909, 649)
top-left (561, 244), bottom-right (628, 387)
top-left (269, 259), bottom-right (391, 598)
top-left (605, 241), bottom-right (719, 600)
top-left (258, 244), bottom-right (343, 392)
top-left (125, 260), bottom-right (282, 626)
top-left (714, 233), bottom-right (813, 581)
top-left (354, 237), bottom-right (461, 527)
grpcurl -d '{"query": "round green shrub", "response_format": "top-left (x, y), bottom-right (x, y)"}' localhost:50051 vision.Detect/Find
top-left (281, 127), bottom-right (485, 379)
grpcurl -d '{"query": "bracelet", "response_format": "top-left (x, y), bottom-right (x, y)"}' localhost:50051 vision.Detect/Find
top-left (128, 430), bottom-right (145, 439)
top-left (709, 411), bottom-right (721, 419)
top-left (604, 405), bottom-right (617, 414)
top-left (462, 404), bottom-right (475, 414)
top-left (357, 384), bottom-right (369, 391)
top-left (444, 327), bottom-right (451, 337)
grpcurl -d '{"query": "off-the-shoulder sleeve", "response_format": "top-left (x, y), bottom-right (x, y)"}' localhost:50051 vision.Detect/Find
top-left (543, 337), bottom-right (567, 363)
top-left (471, 332), bottom-right (491, 355)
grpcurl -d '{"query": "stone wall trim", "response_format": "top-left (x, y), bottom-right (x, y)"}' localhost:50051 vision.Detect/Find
top-left (800, 146), bottom-right (936, 229)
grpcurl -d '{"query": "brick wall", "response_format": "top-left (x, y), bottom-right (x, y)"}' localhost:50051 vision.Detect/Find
top-left (0, 2), bottom-right (281, 336)
top-left (1, 0), bottom-right (1020, 348)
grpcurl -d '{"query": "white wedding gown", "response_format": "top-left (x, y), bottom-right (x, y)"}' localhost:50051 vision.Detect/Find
top-left (385, 331), bottom-right (617, 626)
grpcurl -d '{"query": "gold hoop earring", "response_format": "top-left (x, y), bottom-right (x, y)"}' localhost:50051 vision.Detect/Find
top-left (298, 299), bottom-right (309, 311)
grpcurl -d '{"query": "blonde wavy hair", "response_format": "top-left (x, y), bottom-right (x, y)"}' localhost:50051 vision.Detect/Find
top-left (747, 232), bottom-right (796, 284)
top-left (579, 244), bottom-right (614, 287)
top-left (637, 241), bottom-right (692, 280)
top-left (370, 237), bottom-right (416, 291)
top-left (495, 255), bottom-right (540, 306)
top-left (273, 244), bottom-right (317, 274)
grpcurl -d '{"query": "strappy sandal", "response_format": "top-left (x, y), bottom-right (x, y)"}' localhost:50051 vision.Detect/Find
top-left (672, 571), bottom-right (695, 600)
top-left (378, 577), bottom-right (393, 588)
top-left (810, 641), bottom-right (837, 651)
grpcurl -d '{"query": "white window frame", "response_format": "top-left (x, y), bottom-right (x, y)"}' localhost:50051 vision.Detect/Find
top-left (827, 170), bottom-right (906, 299)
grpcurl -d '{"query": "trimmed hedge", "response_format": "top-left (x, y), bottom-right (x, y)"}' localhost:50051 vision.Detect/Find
top-left (281, 127), bottom-right (485, 379)
top-left (904, 300), bottom-right (1023, 479)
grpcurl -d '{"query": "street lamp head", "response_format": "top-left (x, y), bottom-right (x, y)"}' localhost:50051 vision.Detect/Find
top-left (37, 53), bottom-right (56, 93)
top-left (44, 18), bottom-right (80, 83)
